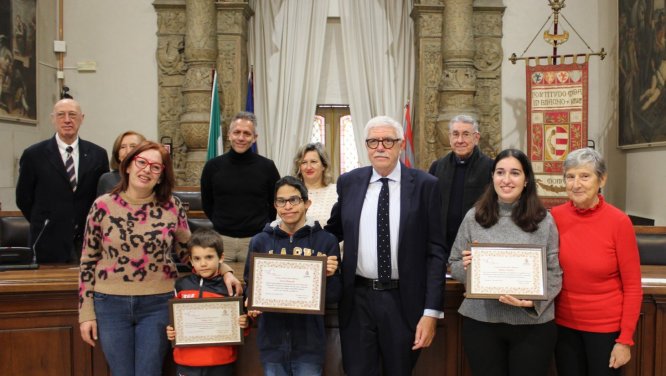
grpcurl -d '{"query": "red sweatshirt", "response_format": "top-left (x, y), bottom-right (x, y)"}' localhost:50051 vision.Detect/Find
top-left (172, 273), bottom-right (248, 367)
top-left (551, 195), bottom-right (642, 345)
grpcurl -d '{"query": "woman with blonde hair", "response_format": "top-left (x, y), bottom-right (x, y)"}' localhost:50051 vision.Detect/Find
top-left (292, 142), bottom-right (337, 225)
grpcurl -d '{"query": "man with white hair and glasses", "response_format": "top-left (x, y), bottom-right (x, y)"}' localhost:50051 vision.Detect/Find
top-left (326, 115), bottom-right (446, 376)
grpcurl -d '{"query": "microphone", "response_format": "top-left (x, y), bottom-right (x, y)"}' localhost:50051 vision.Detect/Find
top-left (30, 219), bottom-right (50, 268)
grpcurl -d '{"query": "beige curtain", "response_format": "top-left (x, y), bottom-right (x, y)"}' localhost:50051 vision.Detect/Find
top-left (249, 0), bottom-right (330, 175)
top-left (339, 0), bottom-right (415, 167)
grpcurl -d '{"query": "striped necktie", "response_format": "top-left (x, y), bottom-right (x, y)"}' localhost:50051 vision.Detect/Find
top-left (377, 178), bottom-right (391, 281)
top-left (65, 146), bottom-right (77, 191)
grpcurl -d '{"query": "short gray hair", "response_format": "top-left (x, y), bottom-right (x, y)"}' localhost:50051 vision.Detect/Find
top-left (364, 116), bottom-right (404, 140)
top-left (448, 114), bottom-right (479, 133)
top-left (229, 111), bottom-right (257, 135)
top-left (563, 148), bottom-right (607, 179)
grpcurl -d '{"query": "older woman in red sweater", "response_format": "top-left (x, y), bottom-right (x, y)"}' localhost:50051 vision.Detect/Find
top-left (551, 148), bottom-right (642, 375)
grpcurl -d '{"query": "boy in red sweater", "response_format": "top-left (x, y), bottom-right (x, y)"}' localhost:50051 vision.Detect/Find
top-left (166, 228), bottom-right (249, 376)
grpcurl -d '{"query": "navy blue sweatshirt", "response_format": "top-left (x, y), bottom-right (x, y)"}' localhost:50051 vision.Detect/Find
top-left (243, 220), bottom-right (341, 364)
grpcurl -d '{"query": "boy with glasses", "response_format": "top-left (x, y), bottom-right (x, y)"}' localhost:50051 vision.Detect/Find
top-left (243, 176), bottom-right (341, 376)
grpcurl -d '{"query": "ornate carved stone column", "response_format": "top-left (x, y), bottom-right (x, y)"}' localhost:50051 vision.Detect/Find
top-left (216, 1), bottom-right (252, 147)
top-left (412, 0), bottom-right (445, 169)
top-left (473, 0), bottom-right (505, 156)
top-left (154, 0), bottom-right (250, 186)
top-left (179, 0), bottom-right (218, 185)
top-left (154, 0), bottom-right (187, 183)
top-left (437, 0), bottom-right (477, 153)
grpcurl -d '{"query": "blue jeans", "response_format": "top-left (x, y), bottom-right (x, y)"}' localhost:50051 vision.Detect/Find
top-left (94, 292), bottom-right (172, 376)
top-left (263, 362), bottom-right (322, 376)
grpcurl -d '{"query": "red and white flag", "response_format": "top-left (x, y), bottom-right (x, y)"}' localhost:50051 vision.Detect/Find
top-left (400, 101), bottom-right (414, 168)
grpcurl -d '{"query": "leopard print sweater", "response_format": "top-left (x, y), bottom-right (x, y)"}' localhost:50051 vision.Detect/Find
top-left (78, 191), bottom-right (190, 322)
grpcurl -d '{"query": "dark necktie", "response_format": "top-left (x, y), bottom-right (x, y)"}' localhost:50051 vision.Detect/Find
top-left (65, 146), bottom-right (77, 191)
top-left (377, 178), bottom-right (391, 281)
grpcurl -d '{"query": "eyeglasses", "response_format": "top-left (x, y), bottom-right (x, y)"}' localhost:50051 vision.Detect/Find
top-left (365, 138), bottom-right (400, 149)
top-left (54, 111), bottom-right (80, 120)
top-left (449, 131), bottom-right (478, 140)
top-left (275, 196), bottom-right (304, 207)
top-left (133, 156), bottom-right (165, 174)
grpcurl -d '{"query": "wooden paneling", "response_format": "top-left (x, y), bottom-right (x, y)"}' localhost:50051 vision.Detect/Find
top-left (1, 265), bottom-right (665, 375)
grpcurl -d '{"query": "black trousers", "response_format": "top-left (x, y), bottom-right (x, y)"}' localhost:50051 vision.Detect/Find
top-left (340, 284), bottom-right (420, 376)
top-left (176, 363), bottom-right (234, 376)
top-left (555, 325), bottom-right (621, 376)
top-left (462, 316), bottom-right (557, 376)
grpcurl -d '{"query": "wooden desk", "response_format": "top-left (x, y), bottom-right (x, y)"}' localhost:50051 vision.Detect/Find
top-left (1, 265), bottom-right (665, 376)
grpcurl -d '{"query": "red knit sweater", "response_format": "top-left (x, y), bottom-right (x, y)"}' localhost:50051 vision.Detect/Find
top-left (551, 195), bottom-right (642, 345)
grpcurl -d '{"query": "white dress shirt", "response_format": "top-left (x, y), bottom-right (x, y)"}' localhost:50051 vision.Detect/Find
top-left (357, 163), bottom-right (401, 279)
top-left (356, 163), bottom-right (444, 319)
top-left (55, 133), bottom-right (80, 182)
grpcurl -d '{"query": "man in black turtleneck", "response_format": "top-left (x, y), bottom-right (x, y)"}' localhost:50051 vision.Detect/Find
top-left (428, 114), bottom-right (493, 256)
top-left (200, 111), bottom-right (280, 264)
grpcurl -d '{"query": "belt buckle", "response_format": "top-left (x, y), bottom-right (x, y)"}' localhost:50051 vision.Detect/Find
top-left (372, 279), bottom-right (385, 290)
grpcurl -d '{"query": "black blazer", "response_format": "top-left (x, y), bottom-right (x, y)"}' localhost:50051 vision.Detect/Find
top-left (16, 136), bottom-right (109, 263)
top-left (325, 164), bottom-right (447, 330)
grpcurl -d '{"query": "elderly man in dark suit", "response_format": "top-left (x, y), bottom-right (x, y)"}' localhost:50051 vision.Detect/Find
top-left (326, 115), bottom-right (447, 376)
top-left (428, 114), bottom-right (493, 253)
top-left (16, 98), bottom-right (108, 263)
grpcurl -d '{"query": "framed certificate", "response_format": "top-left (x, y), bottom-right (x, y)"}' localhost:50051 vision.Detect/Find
top-left (169, 297), bottom-right (244, 347)
top-left (466, 243), bottom-right (547, 300)
top-left (248, 253), bottom-right (327, 315)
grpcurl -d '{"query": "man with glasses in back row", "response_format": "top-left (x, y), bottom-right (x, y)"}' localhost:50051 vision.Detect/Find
top-left (326, 116), bottom-right (447, 376)
top-left (428, 114), bottom-right (493, 254)
top-left (16, 98), bottom-right (109, 263)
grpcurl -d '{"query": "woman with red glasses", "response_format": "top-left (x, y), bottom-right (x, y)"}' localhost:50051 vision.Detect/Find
top-left (78, 141), bottom-right (242, 376)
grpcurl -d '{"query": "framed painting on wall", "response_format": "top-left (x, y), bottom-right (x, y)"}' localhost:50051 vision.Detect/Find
top-left (0, 0), bottom-right (37, 123)
top-left (619, 1), bottom-right (666, 148)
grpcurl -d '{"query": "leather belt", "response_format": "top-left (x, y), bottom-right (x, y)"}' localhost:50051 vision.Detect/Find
top-left (355, 276), bottom-right (399, 291)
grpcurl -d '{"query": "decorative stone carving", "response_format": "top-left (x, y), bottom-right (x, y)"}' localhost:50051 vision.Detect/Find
top-left (155, 0), bottom-right (504, 179)
top-left (473, 11), bottom-right (503, 37)
top-left (157, 9), bottom-right (186, 34)
top-left (440, 67), bottom-right (477, 91)
top-left (411, 0), bottom-right (504, 163)
top-left (154, 0), bottom-right (251, 185)
top-left (157, 36), bottom-right (186, 76)
top-left (474, 37), bottom-right (503, 72)
top-left (158, 87), bottom-right (183, 122)
top-left (472, 5), bottom-right (504, 156)
top-left (413, 1), bottom-right (444, 168)
top-left (421, 13), bottom-right (443, 37)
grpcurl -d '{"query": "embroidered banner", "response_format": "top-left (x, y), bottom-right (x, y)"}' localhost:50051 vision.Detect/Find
top-left (526, 62), bottom-right (588, 208)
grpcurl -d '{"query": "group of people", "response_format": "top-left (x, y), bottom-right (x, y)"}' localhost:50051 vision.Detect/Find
top-left (15, 98), bottom-right (642, 376)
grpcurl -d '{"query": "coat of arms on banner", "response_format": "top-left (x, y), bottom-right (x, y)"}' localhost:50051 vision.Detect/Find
top-left (527, 63), bottom-right (588, 208)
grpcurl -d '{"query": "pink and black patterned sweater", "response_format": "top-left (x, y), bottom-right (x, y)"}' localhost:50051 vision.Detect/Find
top-left (78, 192), bottom-right (191, 323)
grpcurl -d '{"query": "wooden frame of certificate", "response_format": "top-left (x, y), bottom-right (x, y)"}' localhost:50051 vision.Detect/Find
top-left (248, 253), bottom-right (327, 315)
top-left (465, 243), bottom-right (547, 300)
top-left (169, 297), bottom-right (244, 347)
